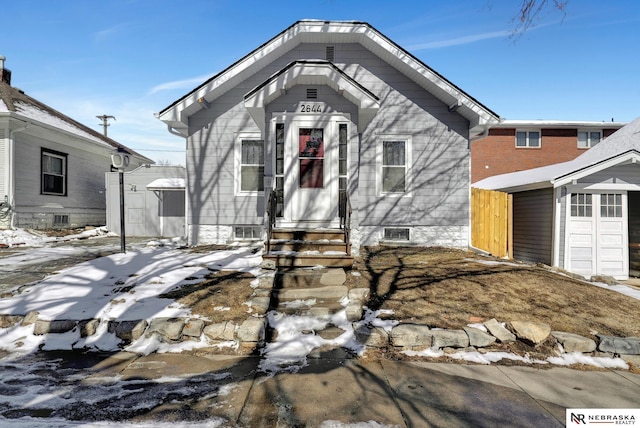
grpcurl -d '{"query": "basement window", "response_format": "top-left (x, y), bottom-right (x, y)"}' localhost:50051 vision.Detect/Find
top-left (383, 228), bottom-right (410, 241)
top-left (53, 214), bottom-right (69, 226)
top-left (235, 226), bottom-right (262, 241)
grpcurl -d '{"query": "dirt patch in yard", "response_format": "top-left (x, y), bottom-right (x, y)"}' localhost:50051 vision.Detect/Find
top-left (159, 270), bottom-right (255, 323)
top-left (345, 246), bottom-right (640, 339)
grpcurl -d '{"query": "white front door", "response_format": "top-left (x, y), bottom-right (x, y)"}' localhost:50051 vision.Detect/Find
top-left (567, 192), bottom-right (628, 279)
top-left (283, 118), bottom-right (338, 226)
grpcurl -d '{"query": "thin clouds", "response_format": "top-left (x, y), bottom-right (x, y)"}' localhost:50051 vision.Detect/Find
top-left (93, 23), bottom-right (130, 42)
top-left (406, 29), bottom-right (512, 50)
top-left (149, 74), bottom-right (213, 95)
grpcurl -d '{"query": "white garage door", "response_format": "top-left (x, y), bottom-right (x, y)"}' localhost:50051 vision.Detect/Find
top-left (568, 192), bottom-right (628, 279)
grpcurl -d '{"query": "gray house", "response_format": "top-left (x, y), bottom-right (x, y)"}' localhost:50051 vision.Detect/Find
top-left (0, 56), bottom-right (152, 230)
top-left (156, 20), bottom-right (499, 264)
top-left (105, 165), bottom-right (185, 238)
top-left (475, 116), bottom-right (640, 280)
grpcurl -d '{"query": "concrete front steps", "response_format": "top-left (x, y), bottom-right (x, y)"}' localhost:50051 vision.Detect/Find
top-left (263, 229), bottom-right (353, 268)
top-left (267, 268), bottom-right (364, 356)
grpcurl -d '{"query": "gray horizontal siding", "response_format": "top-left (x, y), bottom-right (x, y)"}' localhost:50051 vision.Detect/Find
top-left (187, 41), bottom-right (471, 230)
top-left (512, 188), bottom-right (554, 265)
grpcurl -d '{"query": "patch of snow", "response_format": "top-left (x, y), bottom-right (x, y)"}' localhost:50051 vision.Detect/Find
top-left (466, 323), bottom-right (488, 332)
top-left (281, 299), bottom-right (317, 309)
top-left (0, 244), bottom-right (262, 356)
top-left (464, 258), bottom-right (522, 268)
top-left (592, 282), bottom-right (640, 301)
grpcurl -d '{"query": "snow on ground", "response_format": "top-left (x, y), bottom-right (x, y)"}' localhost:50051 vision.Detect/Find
top-left (0, 226), bottom-right (113, 247)
top-left (0, 229), bottom-right (263, 355)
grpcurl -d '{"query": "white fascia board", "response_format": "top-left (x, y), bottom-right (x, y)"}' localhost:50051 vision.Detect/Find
top-left (553, 152), bottom-right (640, 187)
top-left (159, 20), bottom-right (498, 133)
top-left (245, 61), bottom-right (380, 133)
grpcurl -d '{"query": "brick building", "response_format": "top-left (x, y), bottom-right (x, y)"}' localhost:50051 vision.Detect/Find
top-left (471, 120), bottom-right (625, 183)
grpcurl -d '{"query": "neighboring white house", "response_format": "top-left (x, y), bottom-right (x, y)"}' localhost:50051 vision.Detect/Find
top-left (106, 165), bottom-right (186, 238)
top-left (0, 56), bottom-right (152, 230)
top-left (156, 20), bottom-right (500, 257)
top-left (475, 116), bottom-right (640, 280)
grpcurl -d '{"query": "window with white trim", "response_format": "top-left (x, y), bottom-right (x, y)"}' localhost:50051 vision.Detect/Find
top-left (600, 193), bottom-right (622, 218)
top-left (570, 193), bottom-right (592, 217)
top-left (42, 149), bottom-right (67, 196)
top-left (515, 130), bottom-right (540, 148)
top-left (577, 130), bottom-right (601, 148)
top-left (240, 139), bottom-right (264, 192)
top-left (382, 139), bottom-right (408, 193)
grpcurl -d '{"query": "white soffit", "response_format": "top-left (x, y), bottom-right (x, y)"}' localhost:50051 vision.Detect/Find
top-left (157, 20), bottom-right (498, 135)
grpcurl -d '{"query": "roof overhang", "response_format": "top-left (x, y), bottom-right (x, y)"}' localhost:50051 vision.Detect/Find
top-left (146, 178), bottom-right (185, 191)
top-left (244, 60), bottom-right (380, 133)
top-left (157, 20), bottom-right (499, 136)
top-left (553, 150), bottom-right (640, 187)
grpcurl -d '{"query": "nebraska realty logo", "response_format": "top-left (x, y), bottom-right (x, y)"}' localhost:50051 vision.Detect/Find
top-left (567, 409), bottom-right (638, 425)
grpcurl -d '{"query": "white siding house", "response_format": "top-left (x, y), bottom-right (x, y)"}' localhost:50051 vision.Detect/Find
top-left (156, 21), bottom-right (499, 258)
top-left (106, 165), bottom-right (186, 237)
top-left (475, 116), bottom-right (640, 280)
top-left (0, 56), bottom-right (152, 230)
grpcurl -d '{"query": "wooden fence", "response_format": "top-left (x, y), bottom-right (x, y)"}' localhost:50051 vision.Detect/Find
top-left (471, 187), bottom-right (512, 258)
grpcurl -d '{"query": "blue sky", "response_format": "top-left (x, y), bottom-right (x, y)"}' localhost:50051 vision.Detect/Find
top-left (2, 0), bottom-right (639, 164)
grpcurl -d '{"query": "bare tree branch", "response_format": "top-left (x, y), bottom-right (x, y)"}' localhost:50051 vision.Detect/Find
top-left (511, 0), bottom-right (568, 39)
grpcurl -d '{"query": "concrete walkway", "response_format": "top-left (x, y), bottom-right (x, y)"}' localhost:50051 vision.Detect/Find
top-left (3, 349), bottom-right (639, 427)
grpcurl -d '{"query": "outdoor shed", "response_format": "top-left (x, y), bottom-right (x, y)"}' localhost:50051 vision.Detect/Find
top-left (475, 116), bottom-right (640, 280)
top-left (156, 20), bottom-right (500, 265)
top-left (106, 165), bottom-right (185, 238)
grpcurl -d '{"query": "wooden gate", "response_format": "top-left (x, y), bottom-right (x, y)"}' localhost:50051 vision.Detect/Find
top-left (471, 187), bottom-right (512, 258)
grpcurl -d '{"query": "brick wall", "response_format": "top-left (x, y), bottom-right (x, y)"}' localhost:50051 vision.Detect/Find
top-left (472, 128), bottom-right (620, 183)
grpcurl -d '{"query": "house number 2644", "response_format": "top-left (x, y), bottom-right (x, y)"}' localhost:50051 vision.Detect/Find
top-left (299, 103), bottom-right (324, 113)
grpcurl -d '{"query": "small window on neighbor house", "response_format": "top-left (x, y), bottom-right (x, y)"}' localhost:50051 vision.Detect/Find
top-left (42, 149), bottom-right (67, 195)
top-left (601, 193), bottom-right (622, 218)
top-left (578, 131), bottom-right (601, 148)
top-left (384, 228), bottom-right (410, 241)
top-left (235, 226), bottom-right (262, 240)
top-left (571, 193), bottom-right (592, 217)
top-left (240, 139), bottom-right (264, 192)
top-left (515, 130), bottom-right (540, 148)
top-left (306, 88), bottom-right (318, 99)
top-left (382, 140), bottom-right (407, 193)
top-left (325, 46), bottom-right (335, 62)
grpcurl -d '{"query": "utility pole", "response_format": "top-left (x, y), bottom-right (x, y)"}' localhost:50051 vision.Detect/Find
top-left (96, 115), bottom-right (116, 137)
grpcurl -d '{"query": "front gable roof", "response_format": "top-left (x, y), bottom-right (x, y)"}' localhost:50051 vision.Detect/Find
top-left (475, 116), bottom-right (640, 192)
top-left (157, 20), bottom-right (500, 136)
top-left (244, 60), bottom-right (380, 133)
top-left (0, 80), bottom-right (152, 163)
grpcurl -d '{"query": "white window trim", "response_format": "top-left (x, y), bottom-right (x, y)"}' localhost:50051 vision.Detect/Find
top-left (577, 129), bottom-right (602, 149)
top-left (42, 150), bottom-right (67, 196)
top-left (515, 129), bottom-right (541, 148)
top-left (234, 132), bottom-right (263, 196)
top-left (377, 134), bottom-right (412, 197)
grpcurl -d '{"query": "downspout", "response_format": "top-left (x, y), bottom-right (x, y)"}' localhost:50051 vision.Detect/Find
top-left (7, 119), bottom-right (29, 228)
top-left (166, 124), bottom-right (189, 241)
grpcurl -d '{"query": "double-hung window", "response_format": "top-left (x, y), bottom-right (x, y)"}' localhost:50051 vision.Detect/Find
top-left (577, 130), bottom-right (601, 148)
top-left (41, 149), bottom-right (67, 196)
top-left (240, 139), bottom-right (264, 192)
top-left (381, 139), bottom-right (409, 193)
top-left (515, 130), bottom-right (540, 148)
